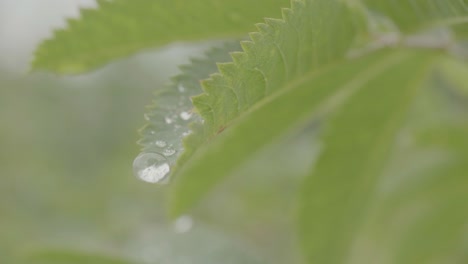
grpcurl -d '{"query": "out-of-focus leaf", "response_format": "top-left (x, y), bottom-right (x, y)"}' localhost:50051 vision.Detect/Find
top-left (437, 56), bottom-right (468, 100)
top-left (32, 0), bottom-right (288, 74)
top-left (362, 0), bottom-right (468, 36)
top-left (298, 51), bottom-right (435, 263)
top-left (391, 163), bottom-right (468, 264)
top-left (361, 118), bottom-right (468, 263)
top-left (193, 0), bottom-right (355, 140)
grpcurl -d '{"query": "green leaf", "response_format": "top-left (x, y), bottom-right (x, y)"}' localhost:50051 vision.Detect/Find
top-left (178, 0), bottom-right (468, 179)
top-left (339, 59), bottom-right (468, 264)
top-left (193, 0), bottom-right (356, 138)
top-left (32, 0), bottom-right (288, 74)
top-left (169, 0), bottom-right (468, 216)
top-left (297, 51), bottom-right (435, 263)
top-left (389, 163), bottom-right (468, 264)
top-left (172, 0), bottom-right (356, 173)
top-left (362, 0), bottom-right (468, 34)
top-left (362, 119), bottom-right (468, 263)
top-left (436, 56), bottom-right (468, 101)
top-left (28, 0), bottom-right (468, 262)
top-left (347, 1), bottom-right (468, 60)
top-left (169, 50), bottom-right (421, 217)
top-left (390, 67), bottom-right (468, 262)
top-left (137, 0), bottom-right (357, 183)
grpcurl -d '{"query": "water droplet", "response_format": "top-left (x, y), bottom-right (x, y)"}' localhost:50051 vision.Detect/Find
top-left (179, 111), bottom-right (192, 121)
top-left (165, 117), bottom-right (173, 124)
top-left (155, 140), bottom-right (167, 148)
top-left (174, 215), bottom-right (193, 233)
top-left (149, 130), bottom-right (155, 135)
top-left (182, 130), bottom-right (192, 137)
top-left (144, 113), bottom-right (150, 121)
top-left (133, 153), bottom-right (170, 184)
top-left (178, 84), bottom-right (186, 93)
top-left (163, 148), bottom-right (176, 157)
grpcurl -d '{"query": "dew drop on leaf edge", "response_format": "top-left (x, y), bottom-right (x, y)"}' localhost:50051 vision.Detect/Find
top-left (133, 152), bottom-right (170, 184)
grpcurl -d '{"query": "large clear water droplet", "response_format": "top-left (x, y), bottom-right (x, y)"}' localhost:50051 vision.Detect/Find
top-left (133, 153), bottom-right (170, 184)
top-left (174, 215), bottom-right (193, 233)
